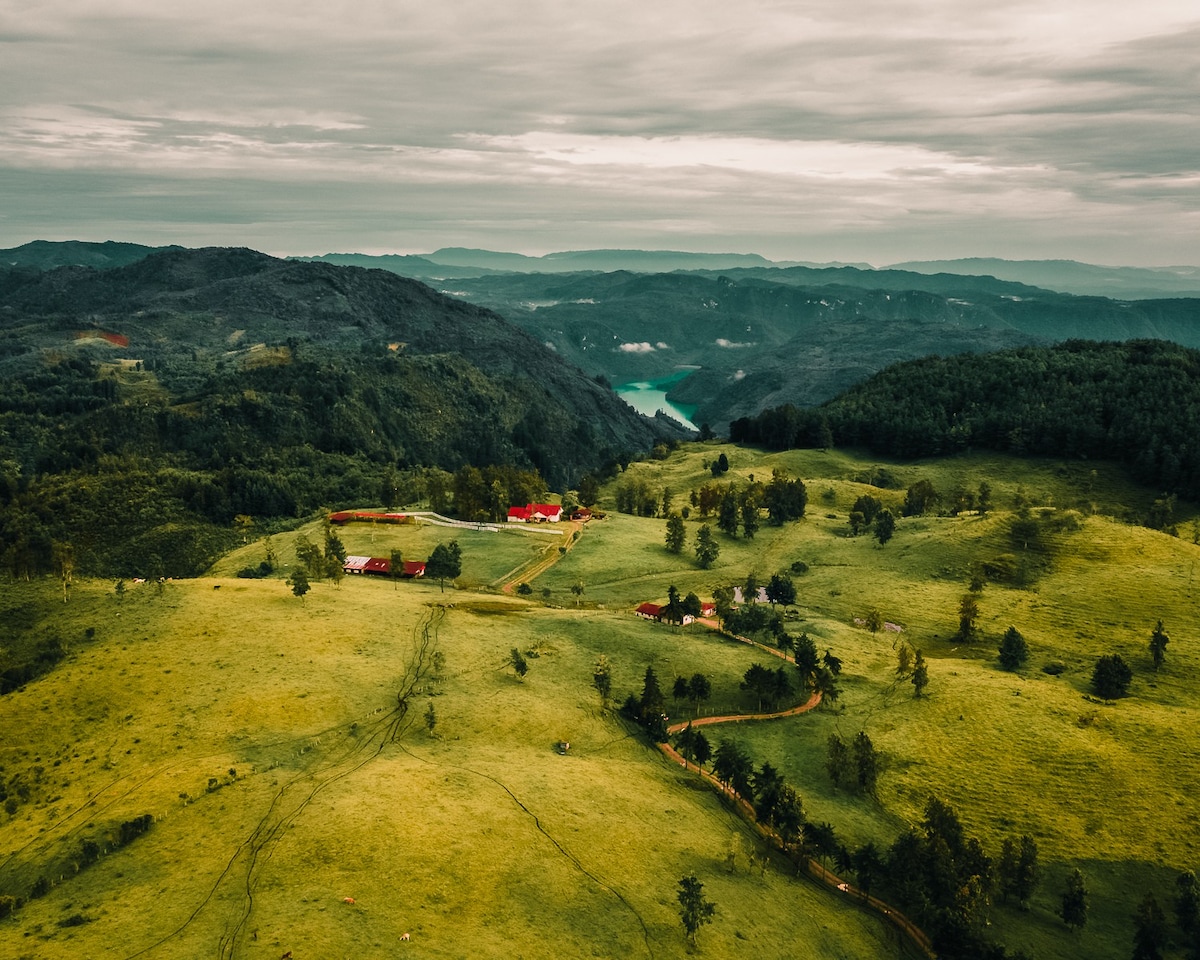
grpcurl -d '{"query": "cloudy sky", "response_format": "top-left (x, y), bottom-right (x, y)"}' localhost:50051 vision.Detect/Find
top-left (2, 1), bottom-right (1197, 265)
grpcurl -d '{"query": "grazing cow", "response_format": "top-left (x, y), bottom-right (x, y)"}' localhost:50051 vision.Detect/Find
top-left (281, 953), bottom-right (292, 959)
top-left (342, 897), bottom-right (356, 904)
top-left (400, 932), bottom-right (410, 941)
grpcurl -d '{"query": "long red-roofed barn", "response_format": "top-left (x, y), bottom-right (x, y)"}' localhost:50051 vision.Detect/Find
top-left (507, 503), bottom-right (562, 523)
top-left (343, 556), bottom-right (426, 578)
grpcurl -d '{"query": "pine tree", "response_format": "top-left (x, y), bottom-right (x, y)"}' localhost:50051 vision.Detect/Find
top-left (911, 650), bottom-right (929, 697)
top-left (1060, 868), bottom-right (1088, 932)
top-left (1149, 620), bottom-right (1170, 671)
top-left (664, 514), bottom-right (686, 554)
top-left (676, 875), bottom-right (715, 944)
top-left (694, 524), bottom-right (720, 569)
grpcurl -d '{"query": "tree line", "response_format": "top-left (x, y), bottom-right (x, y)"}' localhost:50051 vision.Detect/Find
top-left (730, 340), bottom-right (1200, 500)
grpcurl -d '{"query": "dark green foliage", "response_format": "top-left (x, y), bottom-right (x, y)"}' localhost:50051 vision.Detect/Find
top-left (592, 655), bottom-right (612, 705)
top-left (1132, 893), bottom-right (1168, 960)
top-left (425, 541), bottom-right (462, 592)
top-left (763, 468), bottom-right (807, 524)
top-left (509, 647), bottom-right (528, 680)
top-left (672, 675), bottom-right (689, 701)
top-left (0, 251), bottom-right (681, 577)
top-left (1149, 620), bottom-right (1169, 671)
top-left (765, 572), bottom-right (796, 608)
top-left (998, 627), bottom-right (1029, 671)
top-left (117, 813), bottom-right (154, 846)
top-left (1092, 653), bottom-right (1133, 698)
top-left (1175, 870), bottom-right (1200, 937)
top-left (852, 731), bottom-right (879, 796)
top-left (826, 733), bottom-right (849, 789)
top-left (997, 835), bottom-right (1040, 907)
top-left (793, 632), bottom-right (819, 686)
top-left (687, 673), bottom-right (711, 714)
top-left (286, 569), bottom-right (310, 601)
top-left (676, 875), bottom-right (715, 943)
top-left (1060, 868), bottom-right (1089, 932)
top-left (664, 514), bottom-right (686, 553)
top-left (730, 340), bottom-right (1200, 500)
top-left (717, 487), bottom-right (740, 537)
top-left (713, 739), bottom-right (754, 798)
top-left (875, 509), bottom-right (896, 546)
top-left (912, 649), bottom-right (929, 697)
top-left (904, 479), bottom-right (940, 517)
top-left (694, 524), bottom-right (719, 568)
top-left (957, 593), bottom-right (980, 642)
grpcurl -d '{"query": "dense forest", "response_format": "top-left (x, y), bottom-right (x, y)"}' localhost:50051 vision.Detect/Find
top-left (730, 340), bottom-right (1200, 500)
top-left (0, 249), bottom-right (689, 578)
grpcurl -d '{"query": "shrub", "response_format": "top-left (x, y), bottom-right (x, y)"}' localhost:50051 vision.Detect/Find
top-left (1092, 654), bottom-right (1133, 699)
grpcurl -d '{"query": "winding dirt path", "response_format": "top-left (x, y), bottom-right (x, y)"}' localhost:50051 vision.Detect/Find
top-left (657, 622), bottom-right (936, 960)
top-left (497, 520), bottom-right (584, 593)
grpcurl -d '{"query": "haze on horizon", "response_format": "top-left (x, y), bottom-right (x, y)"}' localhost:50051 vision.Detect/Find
top-left (1, 1), bottom-right (1197, 268)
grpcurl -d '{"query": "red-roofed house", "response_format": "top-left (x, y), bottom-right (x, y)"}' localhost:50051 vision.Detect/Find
top-left (635, 602), bottom-right (663, 620)
top-left (508, 503), bottom-right (562, 523)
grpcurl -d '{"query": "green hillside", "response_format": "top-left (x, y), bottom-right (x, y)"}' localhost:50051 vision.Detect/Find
top-left (2, 442), bottom-right (1197, 959)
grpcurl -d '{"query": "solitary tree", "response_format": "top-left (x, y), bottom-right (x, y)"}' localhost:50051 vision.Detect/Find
top-left (286, 569), bottom-right (310, 602)
top-left (424, 699), bottom-right (437, 737)
top-left (509, 647), bottom-right (529, 681)
top-left (695, 524), bottom-right (720, 569)
top-left (676, 875), bottom-right (715, 944)
top-left (875, 509), bottom-right (896, 546)
top-left (766, 572), bottom-right (796, 609)
top-left (1092, 653), bottom-right (1133, 699)
top-left (911, 649), bottom-right (929, 697)
top-left (1060, 868), bottom-right (1089, 932)
top-left (1149, 620), bottom-right (1170, 671)
top-left (592, 655), bottom-right (613, 707)
top-left (957, 593), bottom-right (980, 642)
top-left (665, 514), bottom-right (686, 554)
top-left (864, 607), bottom-right (883, 636)
top-left (570, 579), bottom-right (585, 607)
top-left (896, 642), bottom-right (913, 677)
top-left (426, 541), bottom-right (462, 592)
top-left (998, 626), bottom-right (1030, 671)
top-left (389, 549), bottom-right (404, 591)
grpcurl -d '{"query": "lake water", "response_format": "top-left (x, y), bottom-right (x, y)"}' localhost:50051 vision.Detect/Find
top-left (615, 372), bottom-right (699, 431)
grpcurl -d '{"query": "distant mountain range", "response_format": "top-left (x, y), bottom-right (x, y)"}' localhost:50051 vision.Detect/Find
top-left (4, 240), bottom-right (1199, 432)
top-left (887, 258), bottom-right (1200, 300)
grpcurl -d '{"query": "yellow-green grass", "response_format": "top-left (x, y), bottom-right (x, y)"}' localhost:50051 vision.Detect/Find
top-left (209, 515), bottom-right (561, 590)
top-left (557, 444), bottom-right (1200, 959)
top-left (0, 576), bottom-right (901, 958)
top-left (4, 442), bottom-right (1198, 959)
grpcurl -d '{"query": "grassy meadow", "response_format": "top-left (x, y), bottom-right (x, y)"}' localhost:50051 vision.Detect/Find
top-left (2, 442), bottom-right (1198, 959)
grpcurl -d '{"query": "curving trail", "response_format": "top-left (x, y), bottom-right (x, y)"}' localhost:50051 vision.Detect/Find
top-left (656, 622), bottom-right (936, 960)
top-left (497, 520), bottom-right (584, 593)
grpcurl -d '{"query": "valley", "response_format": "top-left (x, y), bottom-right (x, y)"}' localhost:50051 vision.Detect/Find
top-left (2, 443), bottom-right (1197, 959)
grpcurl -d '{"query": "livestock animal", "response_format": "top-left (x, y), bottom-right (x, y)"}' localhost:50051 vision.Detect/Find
top-left (400, 932), bottom-right (410, 941)
top-left (342, 897), bottom-right (356, 904)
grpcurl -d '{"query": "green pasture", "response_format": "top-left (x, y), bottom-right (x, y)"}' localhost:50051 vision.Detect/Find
top-left (3, 442), bottom-right (1198, 959)
top-left (0, 575), bottom-right (901, 958)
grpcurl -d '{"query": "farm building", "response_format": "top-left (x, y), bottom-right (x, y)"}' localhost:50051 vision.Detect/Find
top-left (634, 601), bottom-right (716, 626)
top-left (343, 556), bottom-right (426, 578)
top-left (328, 511), bottom-right (414, 526)
top-left (507, 503), bottom-right (562, 523)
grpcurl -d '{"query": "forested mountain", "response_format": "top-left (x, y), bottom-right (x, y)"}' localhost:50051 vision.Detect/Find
top-left (0, 239), bottom-right (182, 271)
top-left (436, 269), bottom-right (1200, 428)
top-left (730, 339), bottom-right (1200, 500)
top-left (0, 248), bottom-right (683, 577)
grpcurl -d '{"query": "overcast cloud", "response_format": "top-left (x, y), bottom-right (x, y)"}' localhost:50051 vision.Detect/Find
top-left (1, 1), bottom-right (1196, 264)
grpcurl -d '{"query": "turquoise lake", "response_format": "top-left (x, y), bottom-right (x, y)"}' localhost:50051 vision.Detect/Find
top-left (615, 371), bottom-right (699, 431)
